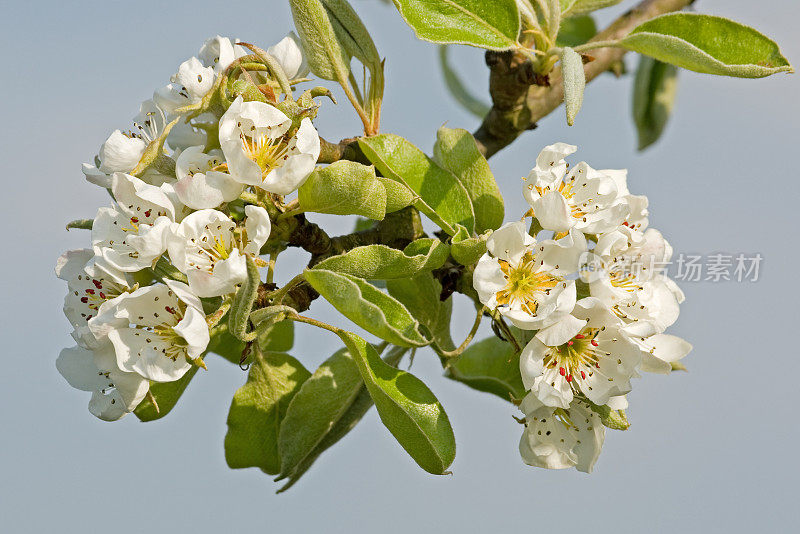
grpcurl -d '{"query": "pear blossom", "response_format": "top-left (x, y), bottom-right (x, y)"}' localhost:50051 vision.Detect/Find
top-left (92, 173), bottom-right (177, 273)
top-left (167, 206), bottom-right (270, 297)
top-left (174, 146), bottom-right (244, 209)
top-left (520, 297), bottom-right (641, 408)
top-left (267, 33), bottom-right (309, 79)
top-left (56, 249), bottom-right (132, 349)
top-left (635, 333), bottom-right (692, 374)
top-left (90, 280), bottom-right (209, 382)
top-left (56, 344), bottom-right (149, 421)
top-left (523, 143), bottom-right (629, 235)
top-left (583, 225), bottom-right (682, 337)
top-left (518, 393), bottom-right (604, 473)
top-left (83, 100), bottom-right (171, 188)
top-left (473, 221), bottom-right (586, 330)
top-left (154, 57), bottom-right (215, 114)
top-left (605, 169), bottom-right (649, 231)
top-left (218, 96), bottom-right (320, 195)
top-left (198, 35), bottom-right (245, 73)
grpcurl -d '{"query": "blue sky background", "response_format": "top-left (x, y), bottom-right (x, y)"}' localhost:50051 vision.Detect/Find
top-left (1, 1), bottom-right (798, 532)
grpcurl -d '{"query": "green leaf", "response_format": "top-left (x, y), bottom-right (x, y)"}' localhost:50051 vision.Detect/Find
top-left (359, 134), bottom-right (475, 234)
top-left (433, 126), bottom-right (504, 233)
top-left (304, 269), bottom-right (430, 347)
top-left (378, 176), bottom-right (415, 213)
top-left (278, 348), bottom-right (366, 477)
top-left (633, 56), bottom-right (678, 150)
top-left (450, 224), bottom-right (488, 266)
top-left (438, 45), bottom-right (491, 119)
top-left (298, 161), bottom-right (387, 220)
top-left (207, 324), bottom-right (247, 365)
top-left (134, 367), bottom-right (198, 421)
top-left (258, 319), bottom-right (295, 353)
top-left (620, 13), bottom-right (793, 78)
top-left (386, 273), bottom-right (455, 352)
top-left (338, 332), bottom-right (456, 474)
top-left (228, 255), bottom-right (261, 341)
top-left (391, 0), bottom-right (520, 50)
top-left (561, 46), bottom-right (585, 126)
top-left (445, 336), bottom-right (524, 402)
top-left (556, 15), bottom-right (597, 47)
top-left (560, 0), bottom-right (621, 18)
top-left (224, 349), bottom-right (311, 473)
top-left (313, 239), bottom-right (449, 279)
top-left (289, 0), bottom-right (352, 81)
top-left (275, 346), bottom-right (407, 493)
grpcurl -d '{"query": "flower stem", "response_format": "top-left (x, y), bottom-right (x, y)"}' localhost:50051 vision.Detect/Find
top-left (438, 306), bottom-right (485, 359)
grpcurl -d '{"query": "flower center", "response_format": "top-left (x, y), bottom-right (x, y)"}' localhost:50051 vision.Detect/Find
top-left (543, 328), bottom-right (611, 387)
top-left (495, 252), bottom-right (560, 315)
top-left (240, 131), bottom-right (292, 180)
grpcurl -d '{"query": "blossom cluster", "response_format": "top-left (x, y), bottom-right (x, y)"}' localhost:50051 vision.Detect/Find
top-left (56, 34), bottom-right (319, 420)
top-left (473, 143), bottom-right (691, 473)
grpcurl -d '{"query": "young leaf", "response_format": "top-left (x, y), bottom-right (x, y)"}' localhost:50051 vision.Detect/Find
top-left (450, 224), bottom-right (489, 266)
top-left (433, 126), bottom-right (504, 233)
top-left (312, 239), bottom-right (450, 279)
top-left (288, 0), bottom-right (352, 81)
top-left (386, 273), bottom-right (455, 352)
top-left (304, 269), bottom-right (431, 347)
top-left (556, 15), bottom-right (597, 47)
top-left (228, 255), bottom-right (261, 341)
top-left (258, 320), bottom-right (295, 353)
top-left (445, 336), bottom-right (524, 402)
top-left (297, 161), bottom-right (387, 220)
top-left (378, 176), bottom-right (415, 213)
top-left (438, 45), bottom-right (491, 119)
top-left (561, 46), bottom-right (586, 126)
top-left (633, 56), bottom-right (679, 150)
top-left (620, 13), bottom-right (793, 78)
top-left (134, 367), bottom-right (199, 421)
top-left (224, 349), bottom-right (311, 473)
top-left (337, 332), bottom-right (456, 474)
top-left (586, 401), bottom-right (630, 430)
top-left (391, 0), bottom-right (520, 50)
top-left (359, 134), bottom-right (475, 234)
top-left (560, 0), bottom-right (621, 18)
top-left (278, 348), bottom-right (366, 477)
top-left (275, 346), bottom-right (407, 493)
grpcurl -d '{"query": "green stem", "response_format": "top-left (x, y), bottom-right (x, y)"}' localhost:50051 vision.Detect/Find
top-left (570, 40), bottom-right (623, 54)
top-left (438, 306), bottom-right (485, 359)
top-left (267, 272), bottom-right (307, 305)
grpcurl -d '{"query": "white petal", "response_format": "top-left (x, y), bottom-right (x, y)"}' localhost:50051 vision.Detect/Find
top-left (267, 32), bottom-right (309, 79)
top-left (98, 131), bottom-right (146, 174)
top-left (486, 221), bottom-right (533, 264)
top-left (532, 191), bottom-right (572, 233)
top-left (244, 205), bottom-right (271, 255)
top-left (55, 249), bottom-right (93, 281)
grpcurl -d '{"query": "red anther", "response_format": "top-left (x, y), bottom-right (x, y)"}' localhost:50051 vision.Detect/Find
top-left (85, 289), bottom-right (95, 295)
top-left (144, 210), bottom-right (152, 217)
top-left (567, 341), bottom-right (574, 346)
top-left (596, 363), bottom-right (600, 368)
top-left (559, 367), bottom-right (566, 376)
top-left (566, 374), bottom-right (573, 382)
top-left (622, 221), bottom-right (629, 226)
top-left (591, 340), bottom-right (599, 347)
top-left (131, 217), bottom-right (139, 224)
top-left (581, 371), bottom-right (586, 379)
top-left (92, 280), bottom-right (103, 289)
top-left (80, 297), bottom-right (89, 303)
top-left (99, 292), bottom-right (106, 299)
top-left (574, 334), bottom-right (585, 339)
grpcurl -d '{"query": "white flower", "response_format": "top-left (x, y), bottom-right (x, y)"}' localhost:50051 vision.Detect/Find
top-left (524, 143), bottom-right (629, 235)
top-left (174, 146), bottom-right (244, 209)
top-left (473, 221), bottom-right (585, 330)
top-left (167, 206), bottom-right (270, 297)
top-left (267, 32), bottom-right (309, 79)
top-left (605, 169), bottom-right (649, 231)
top-left (56, 344), bottom-right (149, 421)
top-left (520, 297), bottom-right (641, 408)
top-left (56, 249), bottom-right (131, 349)
top-left (83, 100), bottom-right (170, 188)
top-left (584, 226), bottom-right (682, 337)
top-left (198, 35), bottom-right (245, 73)
top-left (92, 173), bottom-right (177, 272)
top-left (154, 57), bottom-right (215, 114)
top-left (636, 333), bottom-right (692, 374)
top-left (218, 96), bottom-right (320, 195)
top-left (90, 280), bottom-right (210, 382)
top-left (518, 393), bottom-right (604, 473)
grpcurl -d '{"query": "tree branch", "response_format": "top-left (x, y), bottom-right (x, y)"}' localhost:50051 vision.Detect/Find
top-left (474, 0), bottom-right (694, 158)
